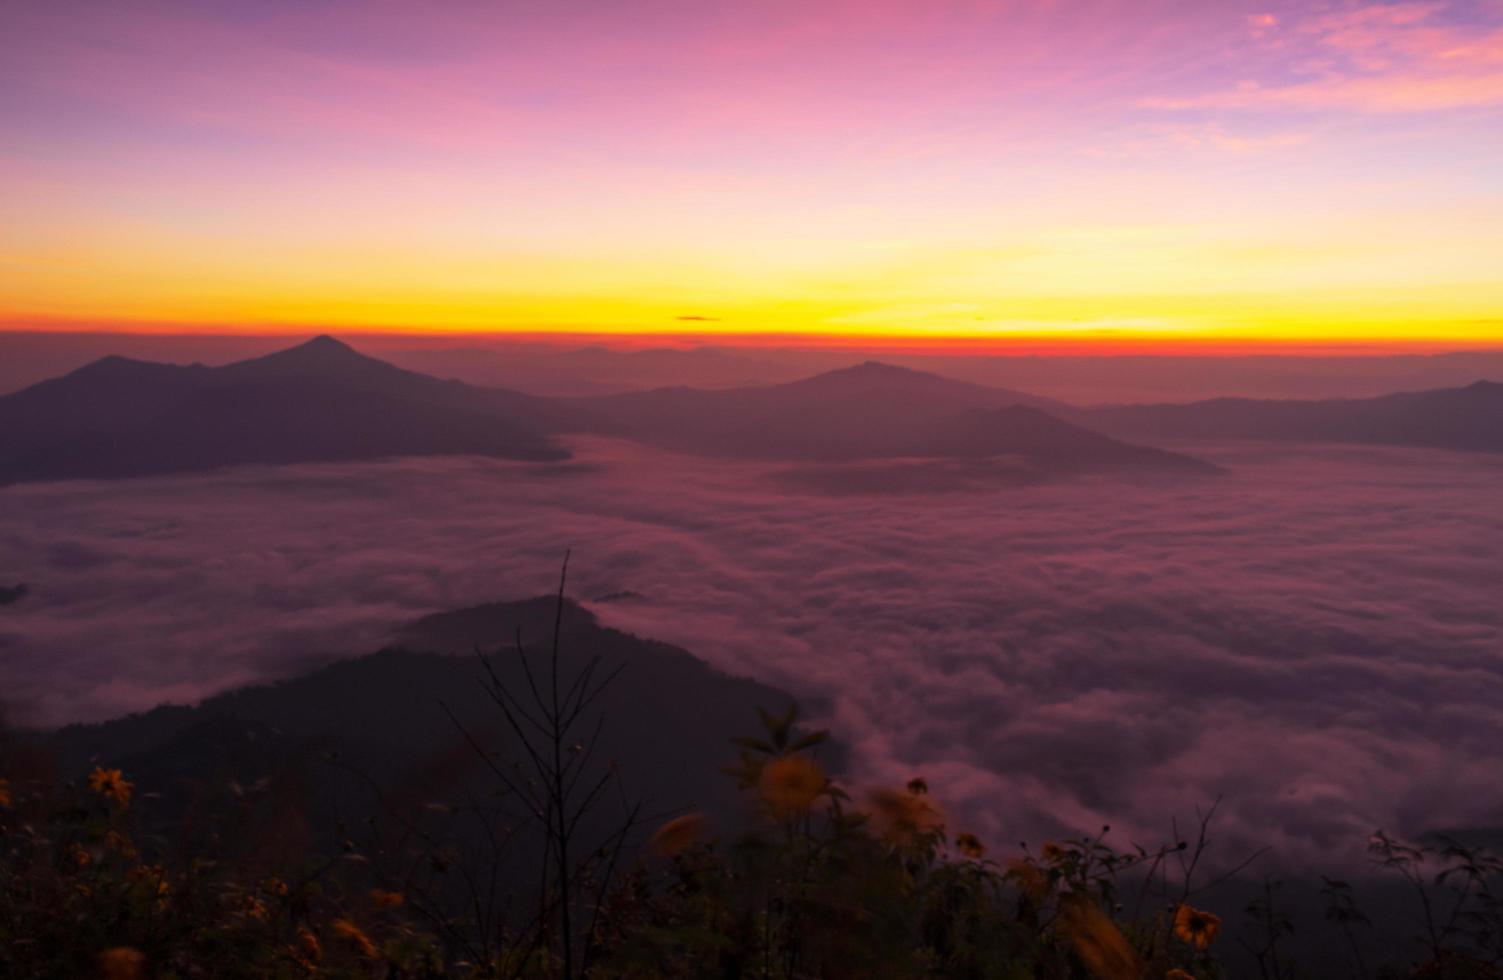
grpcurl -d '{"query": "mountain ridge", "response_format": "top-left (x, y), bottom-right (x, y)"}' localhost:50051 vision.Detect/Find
top-left (1077, 378), bottom-right (1503, 452)
top-left (0, 336), bottom-right (1220, 484)
top-left (0, 336), bottom-right (569, 485)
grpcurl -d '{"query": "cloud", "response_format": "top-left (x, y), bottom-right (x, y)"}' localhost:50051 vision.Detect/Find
top-left (1142, 2), bottom-right (1503, 113)
top-left (1141, 73), bottom-right (1503, 113)
top-left (3, 438), bottom-right (1502, 869)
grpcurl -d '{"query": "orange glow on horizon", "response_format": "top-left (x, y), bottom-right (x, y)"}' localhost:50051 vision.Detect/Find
top-left (6, 316), bottom-right (1502, 359)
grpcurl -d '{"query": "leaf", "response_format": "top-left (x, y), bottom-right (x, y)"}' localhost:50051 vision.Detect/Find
top-left (789, 730), bottom-right (830, 751)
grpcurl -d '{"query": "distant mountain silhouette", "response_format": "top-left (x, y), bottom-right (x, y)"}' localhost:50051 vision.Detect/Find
top-left (762, 360), bottom-right (1071, 412)
top-left (0, 336), bottom-right (566, 484)
top-left (563, 361), bottom-right (1216, 474)
top-left (1078, 380), bottom-right (1503, 452)
top-left (41, 596), bottom-right (813, 845)
top-left (384, 343), bottom-right (833, 397)
top-left (0, 337), bottom-right (1219, 484)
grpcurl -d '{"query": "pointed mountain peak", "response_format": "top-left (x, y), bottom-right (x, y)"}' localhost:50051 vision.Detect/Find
top-left (246, 335), bottom-right (368, 367)
top-left (286, 334), bottom-right (357, 357)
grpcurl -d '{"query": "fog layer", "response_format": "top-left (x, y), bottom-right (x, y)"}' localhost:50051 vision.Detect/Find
top-left (3, 438), bottom-right (1501, 864)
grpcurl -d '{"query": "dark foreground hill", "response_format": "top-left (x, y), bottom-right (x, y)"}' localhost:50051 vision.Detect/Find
top-left (0, 337), bottom-right (1219, 484)
top-left (1079, 380), bottom-right (1503, 452)
top-left (40, 596), bottom-right (814, 845)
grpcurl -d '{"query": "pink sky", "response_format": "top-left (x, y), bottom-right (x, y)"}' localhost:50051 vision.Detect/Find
top-left (2, 0), bottom-right (1501, 346)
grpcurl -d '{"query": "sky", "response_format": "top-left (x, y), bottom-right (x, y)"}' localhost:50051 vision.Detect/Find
top-left (2, 0), bottom-right (1502, 350)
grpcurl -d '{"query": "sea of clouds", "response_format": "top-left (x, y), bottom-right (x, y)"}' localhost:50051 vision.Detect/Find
top-left (3, 437), bottom-right (1502, 866)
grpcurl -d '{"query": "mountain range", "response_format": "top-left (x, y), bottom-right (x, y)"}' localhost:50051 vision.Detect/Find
top-left (1077, 381), bottom-right (1503, 453)
top-left (10, 335), bottom-right (1498, 486)
top-left (0, 336), bottom-right (565, 484)
top-left (0, 336), bottom-right (1219, 484)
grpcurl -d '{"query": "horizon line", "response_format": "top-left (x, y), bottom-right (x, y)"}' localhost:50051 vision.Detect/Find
top-left (5, 323), bottom-right (1503, 359)
top-left (8, 314), bottom-right (1503, 359)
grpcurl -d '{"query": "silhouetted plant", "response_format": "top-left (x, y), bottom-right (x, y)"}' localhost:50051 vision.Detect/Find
top-left (434, 552), bottom-right (646, 978)
top-left (1239, 877), bottom-right (1294, 980)
top-left (1321, 875), bottom-right (1371, 979)
top-left (1370, 830), bottom-right (1503, 976)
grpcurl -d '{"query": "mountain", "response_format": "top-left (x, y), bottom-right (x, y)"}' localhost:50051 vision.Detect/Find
top-left (562, 361), bottom-right (1216, 474)
top-left (1078, 380), bottom-right (1503, 452)
top-left (15, 334), bottom-right (1503, 403)
top-left (39, 596), bottom-right (814, 846)
top-left (0, 337), bottom-right (1216, 485)
top-left (0, 336), bottom-right (566, 484)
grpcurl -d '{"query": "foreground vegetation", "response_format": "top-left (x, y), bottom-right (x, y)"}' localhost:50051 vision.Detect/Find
top-left (3, 577), bottom-right (1500, 978)
top-left (5, 710), bottom-right (1503, 979)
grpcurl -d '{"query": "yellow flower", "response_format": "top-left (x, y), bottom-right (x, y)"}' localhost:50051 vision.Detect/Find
top-left (129, 864), bottom-right (170, 900)
top-left (332, 918), bottom-right (379, 959)
top-left (97, 947), bottom-right (146, 980)
top-left (1057, 896), bottom-right (1142, 980)
top-left (1040, 841), bottom-right (1069, 864)
top-left (104, 830), bottom-right (137, 858)
top-left (1173, 904), bottom-right (1222, 950)
top-left (240, 895), bottom-right (270, 922)
top-left (867, 786), bottom-right (944, 845)
top-left (649, 812), bottom-right (708, 857)
top-left (263, 876), bottom-right (289, 897)
top-left (955, 832), bottom-right (986, 860)
top-left (758, 755), bottom-right (826, 817)
top-left (0, 778), bottom-right (11, 809)
top-left (1166, 970), bottom-right (1196, 980)
top-left (370, 888), bottom-right (405, 911)
top-left (1006, 857), bottom-right (1049, 902)
top-left (88, 767), bottom-right (133, 807)
top-left (68, 843), bottom-right (92, 869)
top-left (297, 926), bottom-right (322, 963)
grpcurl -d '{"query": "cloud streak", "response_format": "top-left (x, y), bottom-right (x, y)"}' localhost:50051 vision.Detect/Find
top-left (3, 439), bottom-right (1502, 866)
top-left (1144, 1), bottom-right (1503, 113)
